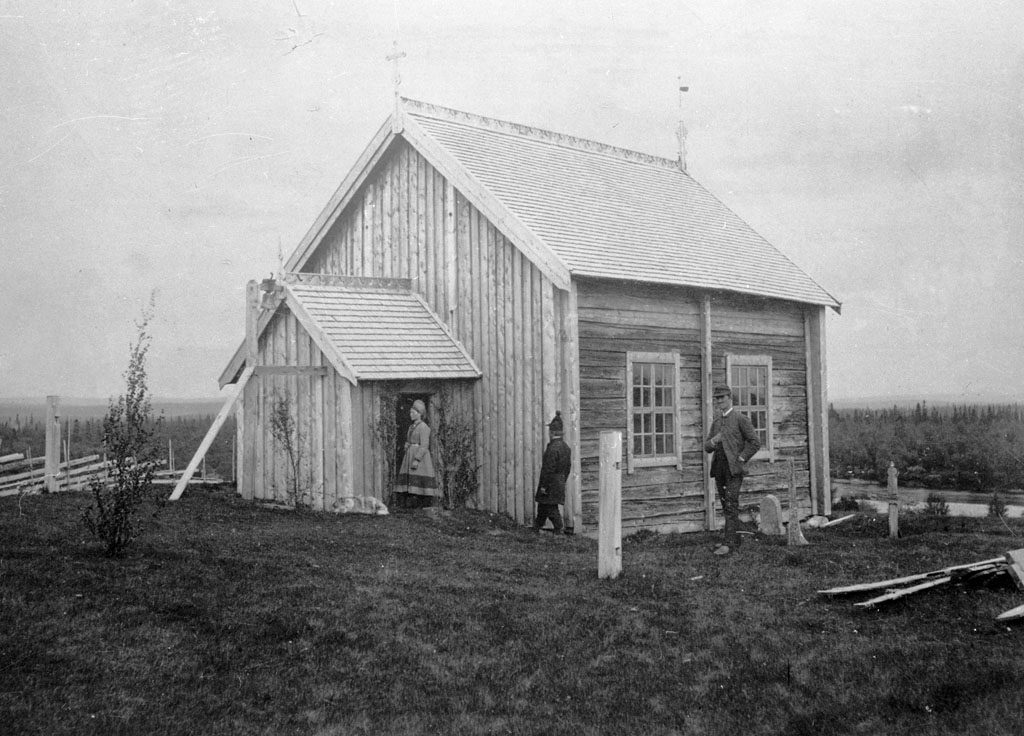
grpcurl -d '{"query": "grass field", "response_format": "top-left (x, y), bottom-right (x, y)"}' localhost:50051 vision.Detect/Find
top-left (2, 488), bottom-right (1023, 735)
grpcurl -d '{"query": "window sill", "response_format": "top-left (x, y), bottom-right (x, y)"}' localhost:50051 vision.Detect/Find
top-left (632, 455), bottom-right (678, 469)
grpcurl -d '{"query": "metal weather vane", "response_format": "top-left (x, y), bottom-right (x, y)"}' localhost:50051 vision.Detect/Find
top-left (386, 40), bottom-right (407, 115)
top-left (676, 77), bottom-right (690, 172)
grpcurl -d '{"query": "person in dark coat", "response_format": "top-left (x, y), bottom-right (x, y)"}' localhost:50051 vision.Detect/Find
top-left (534, 411), bottom-right (571, 533)
top-left (704, 385), bottom-right (761, 554)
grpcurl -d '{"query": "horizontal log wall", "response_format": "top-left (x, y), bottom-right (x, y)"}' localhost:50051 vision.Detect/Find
top-left (577, 279), bottom-right (706, 532)
top-left (709, 293), bottom-right (812, 518)
top-left (303, 140), bottom-right (560, 524)
top-left (578, 280), bottom-right (816, 533)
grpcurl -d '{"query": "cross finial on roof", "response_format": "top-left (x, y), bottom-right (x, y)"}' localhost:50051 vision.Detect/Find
top-left (386, 40), bottom-right (407, 119)
top-left (676, 77), bottom-right (690, 172)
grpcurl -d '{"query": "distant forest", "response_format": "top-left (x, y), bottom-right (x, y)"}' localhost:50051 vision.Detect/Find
top-left (829, 403), bottom-right (1024, 492)
top-left (0, 412), bottom-right (235, 480)
top-left (4, 401), bottom-right (1022, 493)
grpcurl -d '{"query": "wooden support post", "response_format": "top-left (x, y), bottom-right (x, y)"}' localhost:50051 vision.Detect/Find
top-left (598, 430), bottom-right (622, 580)
top-left (806, 306), bottom-right (831, 515)
top-left (44, 395), bottom-right (60, 494)
top-left (887, 462), bottom-right (899, 539)
top-left (787, 458), bottom-right (809, 546)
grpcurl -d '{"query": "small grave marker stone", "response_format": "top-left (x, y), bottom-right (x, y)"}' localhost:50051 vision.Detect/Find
top-left (758, 494), bottom-right (785, 535)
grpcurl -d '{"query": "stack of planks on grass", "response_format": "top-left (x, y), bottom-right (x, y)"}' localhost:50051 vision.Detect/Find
top-left (819, 550), bottom-right (1024, 620)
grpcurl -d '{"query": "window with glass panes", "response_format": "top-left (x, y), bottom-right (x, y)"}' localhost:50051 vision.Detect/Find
top-left (626, 352), bottom-right (680, 470)
top-left (727, 354), bottom-right (772, 455)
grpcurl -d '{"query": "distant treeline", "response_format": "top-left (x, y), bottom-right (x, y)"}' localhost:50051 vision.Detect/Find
top-left (0, 413), bottom-right (235, 480)
top-left (829, 403), bottom-right (1024, 491)
top-left (6, 401), bottom-right (1021, 493)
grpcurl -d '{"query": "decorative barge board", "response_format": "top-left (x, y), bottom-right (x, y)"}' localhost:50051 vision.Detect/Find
top-left (219, 98), bottom-right (839, 533)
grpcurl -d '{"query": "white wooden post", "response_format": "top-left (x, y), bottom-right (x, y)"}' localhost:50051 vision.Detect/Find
top-left (598, 430), bottom-right (622, 579)
top-left (887, 462), bottom-right (899, 539)
top-left (44, 396), bottom-right (60, 494)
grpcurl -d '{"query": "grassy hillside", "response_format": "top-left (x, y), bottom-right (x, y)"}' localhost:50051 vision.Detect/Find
top-left (2, 487), bottom-right (1023, 735)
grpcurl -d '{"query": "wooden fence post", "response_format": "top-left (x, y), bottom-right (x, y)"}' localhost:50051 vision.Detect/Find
top-left (44, 396), bottom-right (61, 494)
top-left (598, 430), bottom-right (622, 579)
top-left (887, 462), bottom-right (899, 539)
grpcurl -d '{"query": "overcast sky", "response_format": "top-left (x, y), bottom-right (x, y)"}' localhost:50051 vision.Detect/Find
top-left (2, 0), bottom-right (1022, 402)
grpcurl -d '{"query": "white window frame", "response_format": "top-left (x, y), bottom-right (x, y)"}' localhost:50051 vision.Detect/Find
top-left (726, 353), bottom-right (773, 461)
top-left (626, 351), bottom-right (682, 474)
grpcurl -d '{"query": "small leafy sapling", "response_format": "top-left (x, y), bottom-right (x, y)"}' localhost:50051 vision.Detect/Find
top-left (83, 303), bottom-right (163, 555)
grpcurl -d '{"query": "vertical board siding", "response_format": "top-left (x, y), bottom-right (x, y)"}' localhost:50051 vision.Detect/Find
top-left (468, 202), bottom-right (486, 510)
top-left (299, 140), bottom-right (555, 523)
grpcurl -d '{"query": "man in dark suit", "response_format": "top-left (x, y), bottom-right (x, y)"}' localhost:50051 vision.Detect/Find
top-left (705, 385), bottom-right (761, 555)
top-left (534, 411), bottom-right (571, 534)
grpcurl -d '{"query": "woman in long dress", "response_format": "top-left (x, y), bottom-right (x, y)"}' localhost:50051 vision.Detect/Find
top-left (394, 399), bottom-right (439, 508)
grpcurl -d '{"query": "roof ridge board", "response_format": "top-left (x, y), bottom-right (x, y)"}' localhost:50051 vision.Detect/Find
top-left (404, 98), bottom-right (682, 172)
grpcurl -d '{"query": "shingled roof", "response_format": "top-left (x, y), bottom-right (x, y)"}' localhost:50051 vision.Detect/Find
top-left (286, 281), bottom-right (480, 381)
top-left (401, 99), bottom-right (839, 309)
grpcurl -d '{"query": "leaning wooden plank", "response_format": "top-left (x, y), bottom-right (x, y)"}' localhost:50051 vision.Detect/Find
top-left (168, 365), bottom-right (254, 501)
top-left (821, 513), bottom-right (856, 527)
top-left (0, 453), bottom-right (26, 465)
top-left (819, 557), bottom-right (1007, 596)
top-left (854, 576), bottom-right (953, 608)
top-left (1005, 549), bottom-right (1024, 592)
top-left (996, 602), bottom-right (1024, 622)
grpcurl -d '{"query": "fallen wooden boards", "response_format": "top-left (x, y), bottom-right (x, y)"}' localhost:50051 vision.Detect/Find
top-left (818, 556), bottom-right (1007, 597)
top-left (819, 550), bottom-right (1024, 621)
top-left (996, 603), bottom-right (1024, 622)
top-left (1006, 548), bottom-right (1024, 591)
top-left (853, 576), bottom-right (953, 607)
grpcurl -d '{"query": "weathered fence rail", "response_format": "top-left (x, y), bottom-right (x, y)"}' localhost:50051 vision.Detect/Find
top-left (0, 395), bottom-right (225, 498)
